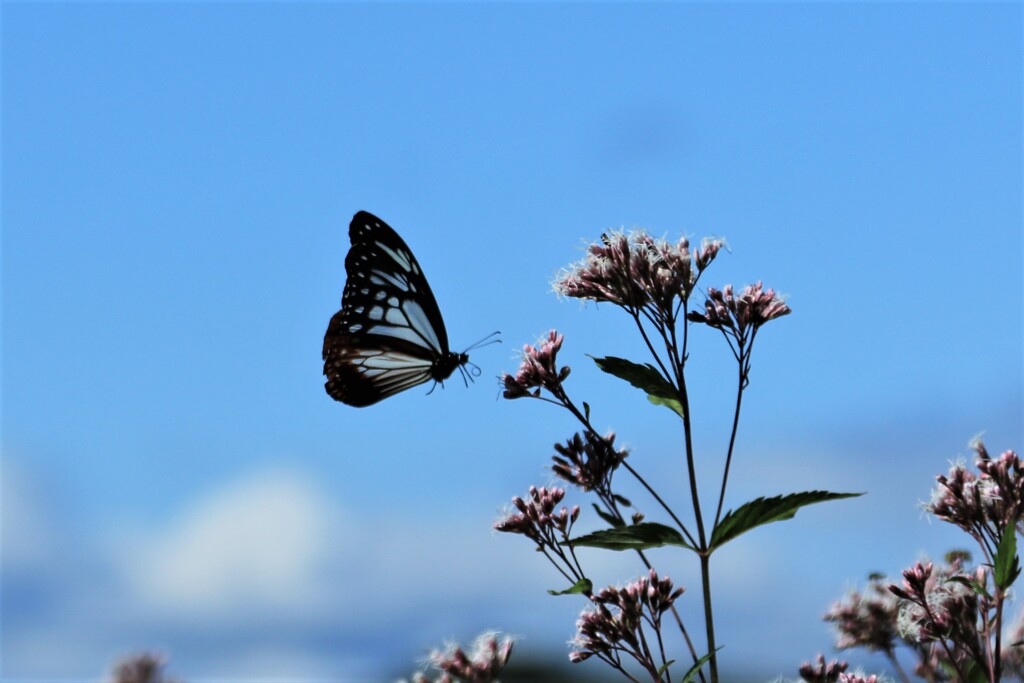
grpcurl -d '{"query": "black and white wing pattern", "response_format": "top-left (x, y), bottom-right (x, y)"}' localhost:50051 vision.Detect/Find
top-left (322, 211), bottom-right (468, 407)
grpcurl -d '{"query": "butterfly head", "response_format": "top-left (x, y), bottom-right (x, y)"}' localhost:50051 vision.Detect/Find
top-left (432, 351), bottom-right (471, 383)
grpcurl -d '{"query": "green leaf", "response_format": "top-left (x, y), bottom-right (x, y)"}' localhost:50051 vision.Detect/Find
top-left (995, 528), bottom-right (1021, 590)
top-left (656, 659), bottom-right (676, 678)
top-left (583, 401), bottom-right (591, 422)
top-left (963, 658), bottom-right (988, 683)
top-left (592, 503), bottom-right (625, 528)
top-left (591, 356), bottom-right (683, 417)
top-left (710, 491), bottom-right (863, 551)
top-left (679, 649), bottom-right (720, 683)
top-left (548, 578), bottom-right (592, 596)
top-left (946, 575), bottom-right (991, 600)
top-left (569, 522), bottom-right (694, 551)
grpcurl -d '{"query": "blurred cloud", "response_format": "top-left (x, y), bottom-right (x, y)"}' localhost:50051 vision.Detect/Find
top-left (1, 457), bottom-right (58, 574)
top-left (2, 457), bottom-right (577, 676)
top-left (118, 469), bottom-right (338, 622)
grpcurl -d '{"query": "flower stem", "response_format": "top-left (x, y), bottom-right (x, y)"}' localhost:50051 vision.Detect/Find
top-left (713, 354), bottom-right (746, 531)
top-left (699, 553), bottom-right (718, 683)
top-left (677, 371), bottom-right (717, 682)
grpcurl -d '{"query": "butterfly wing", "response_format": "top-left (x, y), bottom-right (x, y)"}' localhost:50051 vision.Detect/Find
top-left (323, 211), bottom-right (456, 407)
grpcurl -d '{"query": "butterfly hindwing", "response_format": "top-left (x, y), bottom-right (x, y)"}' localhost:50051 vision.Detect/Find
top-left (323, 211), bottom-right (467, 407)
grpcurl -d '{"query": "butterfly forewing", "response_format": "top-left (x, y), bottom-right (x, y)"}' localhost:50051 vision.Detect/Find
top-left (323, 211), bottom-right (465, 407)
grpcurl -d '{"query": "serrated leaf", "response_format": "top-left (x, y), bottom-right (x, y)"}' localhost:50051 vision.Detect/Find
top-left (679, 649), bottom-right (721, 683)
top-left (592, 503), bottom-right (625, 528)
top-left (647, 393), bottom-right (684, 417)
top-left (995, 528), bottom-right (1020, 590)
top-left (591, 356), bottom-right (683, 417)
top-left (548, 578), bottom-right (592, 596)
top-left (710, 491), bottom-right (863, 551)
top-left (569, 522), bottom-right (694, 551)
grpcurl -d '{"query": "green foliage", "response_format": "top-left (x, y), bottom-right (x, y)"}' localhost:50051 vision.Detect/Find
top-left (679, 649), bottom-right (720, 683)
top-left (548, 578), bottom-right (593, 596)
top-left (570, 522), bottom-right (694, 551)
top-left (710, 491), bottom-right (863, 551)
top-left (994, 527), bottom-right (1021, 591)
top-left (946, 575), bottom-right (991, 600)
top-left (591, 356), bottom-right (683, 417)
top-left (592, 504), bottom-right (625, 528)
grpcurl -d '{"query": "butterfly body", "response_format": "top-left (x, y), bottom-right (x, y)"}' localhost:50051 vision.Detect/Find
top-left (323, 211), bottom-right (470, 407)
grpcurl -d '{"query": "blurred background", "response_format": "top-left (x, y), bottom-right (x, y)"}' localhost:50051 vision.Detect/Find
top-left (2, 3), bottom-right (1021, 682)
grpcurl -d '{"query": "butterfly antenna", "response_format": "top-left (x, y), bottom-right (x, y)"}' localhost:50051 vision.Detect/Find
top-left (458, 362), bottom-right (481, 387)
top-left (462, 330), bottom-right (501, 353)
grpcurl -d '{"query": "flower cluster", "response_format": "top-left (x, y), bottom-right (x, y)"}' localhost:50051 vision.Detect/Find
top-left (928, 442), bottom-right (1024, 548)
top-left (554, 230), bottom-right (722, 321)
top-left (399, 633), bottom-right (514, 683)
top-left (494, 486), bottom-right (579, 547)
top-left (838, 675), bottom-right (878, 683)
top-left (110, 654), bottom-right (179, 683)
top-left (889, 558), bottom-right (985, 670)
top-left (426, 633), bottom-right (514, 683)
top-left (823, 577), bottom-right (899, 654)
top-left (687, 282), bottom-right (790, 342)
top-left (502, 330), bottom-right (569, 399)
top-left (552, 431), bottom-right (628, 492)
top-left (570, 570), bottom-right (683, 666)
top-left (797, 655), bottom-right (848, 683)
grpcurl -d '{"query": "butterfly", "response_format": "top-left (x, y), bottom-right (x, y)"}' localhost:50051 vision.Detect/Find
top-left (323, 211), bottom-right (487, 407)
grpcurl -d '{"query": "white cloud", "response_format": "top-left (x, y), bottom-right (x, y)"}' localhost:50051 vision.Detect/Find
top-left (5, 454), bottom-right (892, 678)
top-left (1, 457), bottom-right (59, 573)
top-left (119, 469), bottom-right (341, 622)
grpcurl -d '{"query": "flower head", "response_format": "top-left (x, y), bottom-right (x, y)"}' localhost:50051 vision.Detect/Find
top-left (555, 230), bottom-right (721, 320)
top-left (501, 330), bottom-right (569, 399)
top-left (110, 655), bottom-right (177, 683)
top-left (428, 633), bottom-right (514, 683)
top-left (889, 557), bottom-right (982, 650)
top-left (798, 655), bottom-right (849, 683)
top-left (551, 431), bottom-right (628, 492)
top-left (838, 675), bottom-right (879, 683)
top-left (687, 281), bottom-right (790, 341)
top-left (571, 570), bottom-right (683, 665)
top-left (494, 486), bottom-right (579, 546)
top-left (926, 441), bottom-right (1024, 546)
top-left (824, 578), bottom-right (899, 653)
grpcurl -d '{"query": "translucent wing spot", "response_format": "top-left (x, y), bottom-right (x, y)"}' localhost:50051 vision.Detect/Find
top-left (348, 323), bottom-right (363, 332)
top-left (370, 270), bottom-right (408, 289)
top-left (365, 322), bottom-right (430, 347)
top-left (402, 299), bottom-right (441, 351)
top-left (374, 290), bottom-right (388, 301)
top-left (384, 307), bottom-right (407, 325)
top-left (368, 306), bottom-right (384, 321)
top-left (388, 296), bottom-right (400, 307)
top-left (357, 352), bottom-right (431, 370)
top-left (360, 287), bottom-right (370, 295)
top-left (375, 242), bottom-right (412, 271)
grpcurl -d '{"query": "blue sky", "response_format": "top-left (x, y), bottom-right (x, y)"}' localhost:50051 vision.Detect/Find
top-left (2, 2), bottom-right (1021, 681)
